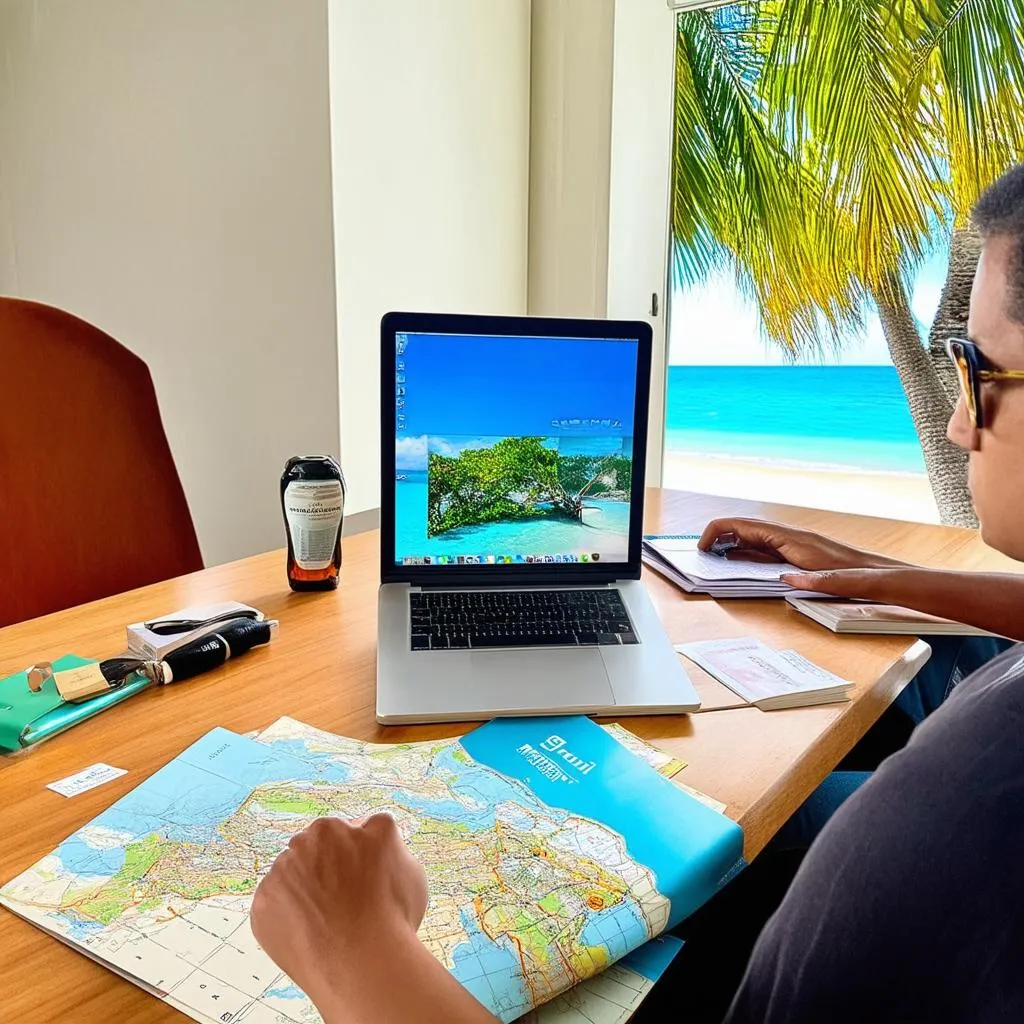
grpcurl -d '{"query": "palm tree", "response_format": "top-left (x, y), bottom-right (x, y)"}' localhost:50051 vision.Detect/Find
top-left (671, 0), bottom-right (1024, 525)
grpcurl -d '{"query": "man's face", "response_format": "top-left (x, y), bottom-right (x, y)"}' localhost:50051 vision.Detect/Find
top-left (947, 235), bottom-right (1024, 560)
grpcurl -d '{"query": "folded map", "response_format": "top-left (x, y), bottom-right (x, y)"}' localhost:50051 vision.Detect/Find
top-left (0, 716), bottom-right (742, 1023)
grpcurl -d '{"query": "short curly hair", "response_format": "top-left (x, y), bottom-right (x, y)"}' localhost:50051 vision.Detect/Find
top-left (972, 164), bottom-right (1024, 325)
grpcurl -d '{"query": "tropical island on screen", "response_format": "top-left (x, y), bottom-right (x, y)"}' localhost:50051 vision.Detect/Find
top-left (427, 436), bottom-right (631, 538)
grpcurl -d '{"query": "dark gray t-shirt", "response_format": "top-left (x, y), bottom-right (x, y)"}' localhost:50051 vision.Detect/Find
top-left (726, 643), bottom-right (1024, 1024)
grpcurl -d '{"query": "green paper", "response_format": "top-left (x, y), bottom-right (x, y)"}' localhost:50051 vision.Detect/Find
top-left (0, 656), bottom-right (152, 753)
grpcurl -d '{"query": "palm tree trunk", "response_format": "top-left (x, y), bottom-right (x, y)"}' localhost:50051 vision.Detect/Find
top-left (927, 227), bottom-right (983, 407)
top-left (871, 275), bottom-right (977, 528)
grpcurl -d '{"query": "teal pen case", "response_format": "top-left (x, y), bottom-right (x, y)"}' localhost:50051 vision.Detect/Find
top-left (0, 655), bottom-right (152, 753)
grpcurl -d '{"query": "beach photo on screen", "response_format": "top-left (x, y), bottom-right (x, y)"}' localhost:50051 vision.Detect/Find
top-left (397, 434), bottom-right (632, 563)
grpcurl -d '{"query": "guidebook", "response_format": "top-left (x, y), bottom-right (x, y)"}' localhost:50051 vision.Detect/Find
top-left (785, 596), bottom-right (999, 637)
top-left (0, 716), bottom-right (742, 1024)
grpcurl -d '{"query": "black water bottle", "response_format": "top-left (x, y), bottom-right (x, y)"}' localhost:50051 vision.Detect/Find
top-left (281, 456), bottom-right (346, 591)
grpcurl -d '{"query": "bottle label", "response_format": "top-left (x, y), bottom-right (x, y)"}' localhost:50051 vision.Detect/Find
top-left (284, 480), bottom-right (344, 570)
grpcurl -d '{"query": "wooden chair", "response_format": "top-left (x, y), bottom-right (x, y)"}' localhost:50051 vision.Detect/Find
top-left (0, 299), bottom-right (203, 627)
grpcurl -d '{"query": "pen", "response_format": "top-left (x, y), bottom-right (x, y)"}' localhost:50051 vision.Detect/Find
top-left (144, 608), bottom-right (261, 635)
top-left (709, 538), bottom-right (739, 558)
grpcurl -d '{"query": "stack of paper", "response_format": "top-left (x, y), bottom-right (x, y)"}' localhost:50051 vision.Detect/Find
top-left (643, 535), bottom-right (804, 598)
top-left (677, 636), bottom-right (853, 710)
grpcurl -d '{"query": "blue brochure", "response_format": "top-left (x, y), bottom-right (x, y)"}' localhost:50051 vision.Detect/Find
top-left (460, 715), bottom-right (744, 930)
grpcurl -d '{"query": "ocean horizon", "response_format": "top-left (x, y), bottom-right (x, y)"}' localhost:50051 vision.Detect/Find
top-left (665, 365), bottom-right (927, 476)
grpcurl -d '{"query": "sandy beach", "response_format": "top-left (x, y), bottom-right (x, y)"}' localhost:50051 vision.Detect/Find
top-left (663, 451), bottom-right (940, 524)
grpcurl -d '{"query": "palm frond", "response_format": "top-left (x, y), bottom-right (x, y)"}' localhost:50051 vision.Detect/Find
top-left (672, 9), bottom-right (866, 357)
top-left (760, 0), bottom-right (944, 297)
top-left (909, 0), bottom-right (1024, 219)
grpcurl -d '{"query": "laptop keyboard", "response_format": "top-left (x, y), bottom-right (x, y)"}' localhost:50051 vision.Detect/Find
top-left (409, 589), bottom-right (638, 651)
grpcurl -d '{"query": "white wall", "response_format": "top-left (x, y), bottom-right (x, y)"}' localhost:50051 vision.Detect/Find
top-left (0, 0), bottom-right (340, 565)
top-left (527, 0), bottom-right (614, 318)
top-left (607, 0), bottom-right (677, 485)
top-left (524, 0), bottom-right (676, 483)
top-left (0, 161), bottom-right (16, 291)
top-left (0, 0), bottom-right (664, 545)
top-left (329, 0), bottom-right (532, 514)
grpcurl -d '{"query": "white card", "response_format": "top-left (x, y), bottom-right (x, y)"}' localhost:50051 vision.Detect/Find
top-left (46, 763), bottom-right (128, 798)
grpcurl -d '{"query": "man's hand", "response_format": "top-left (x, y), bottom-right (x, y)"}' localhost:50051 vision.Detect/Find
top-left (252, 815), bottom-right (427, 1012)
top-left (251, 814), bottom-right (499, 1024)
top-left (777, 567), bottom-right (910, 598)
top-left (699, 518), bottom-right (907, 573)
top-left (772, 565), bottom-right (1021, 641)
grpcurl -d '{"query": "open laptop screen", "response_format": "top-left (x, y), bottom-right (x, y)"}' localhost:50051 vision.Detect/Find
top-left (391, 328), bottom-right (641, 570)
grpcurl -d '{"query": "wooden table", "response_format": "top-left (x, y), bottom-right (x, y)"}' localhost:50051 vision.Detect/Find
top-left (0, 490), bottom-right (1012, 1022)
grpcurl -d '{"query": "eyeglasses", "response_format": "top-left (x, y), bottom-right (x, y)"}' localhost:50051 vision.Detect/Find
top-left (945, 338), bottom-right (1024, 429)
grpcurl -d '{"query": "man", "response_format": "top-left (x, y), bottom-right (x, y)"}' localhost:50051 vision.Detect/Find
top-left (251, 164), bottom-right (1024, 1023)
top-left (712, 164), bottom-right (1024, 1023)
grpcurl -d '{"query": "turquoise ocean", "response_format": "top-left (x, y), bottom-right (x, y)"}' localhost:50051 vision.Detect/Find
top-left (665, 365), bottom-right (926, 474)
top-left (395, 477), bottom-right (631, 561)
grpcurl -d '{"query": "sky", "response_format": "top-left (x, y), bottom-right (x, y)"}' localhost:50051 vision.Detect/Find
top-left (393, 332), bottom-right (640, 472)
top-left (669, 246), bottom-right (949, 366)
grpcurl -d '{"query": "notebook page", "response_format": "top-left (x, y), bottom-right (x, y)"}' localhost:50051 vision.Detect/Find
top-left (648, 539), bottom-right (800, 583)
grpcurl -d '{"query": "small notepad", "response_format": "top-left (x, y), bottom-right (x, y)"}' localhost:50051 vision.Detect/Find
top-left (677, 637), bottom-right (853, 710)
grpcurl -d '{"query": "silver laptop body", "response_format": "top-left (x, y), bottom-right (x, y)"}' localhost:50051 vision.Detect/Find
top-left (375, 312), bottom-right (700, 724)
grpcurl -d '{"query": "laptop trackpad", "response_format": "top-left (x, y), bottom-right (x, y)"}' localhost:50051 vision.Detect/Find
top-left (468, 649), bottom-right (613, 712)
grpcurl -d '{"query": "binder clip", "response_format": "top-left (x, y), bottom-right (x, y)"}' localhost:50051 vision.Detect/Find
top-left (26, 663), bottom-right (54, 694)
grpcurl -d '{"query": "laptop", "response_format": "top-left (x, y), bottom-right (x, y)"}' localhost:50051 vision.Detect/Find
top-left (376, 312), bottom-right (700, 724)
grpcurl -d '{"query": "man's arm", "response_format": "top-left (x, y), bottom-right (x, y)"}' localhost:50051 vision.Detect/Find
top-left (780, 566), bottom-right (1024, 641)
top-left (311, 923), bottom-right (500, 1024)
top-left (699, 518), bottom-right (1022, 639)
